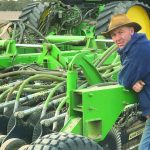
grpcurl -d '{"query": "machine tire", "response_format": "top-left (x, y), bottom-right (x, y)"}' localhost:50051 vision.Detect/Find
top-left (61, 0), bottom-right (83, 5)
top-left (95, 1), bottom-right (150, 35)
top-left (1, 138), bottom-right (26, 150)
top-left (18, 144), bottom-right (29, 150)
top-left (0, 135), bottom-right (6, 146)
top-left (28, 132), bottom-right (103, 150)
top-left (19, 2), bottom-right (49, 29)
top-left (99, 127), bottom-right (121, 150)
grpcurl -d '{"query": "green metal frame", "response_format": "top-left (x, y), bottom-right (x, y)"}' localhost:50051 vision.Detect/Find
top-left (62, 84), bottom-right (137, 142)
top-left (0, 36), bottom-right (107, 70)
top-left (0, 35), bottom-right (125, 143)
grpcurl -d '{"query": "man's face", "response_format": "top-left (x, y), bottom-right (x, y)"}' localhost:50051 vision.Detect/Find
top-left (110, 26), bottom-right (134, 48)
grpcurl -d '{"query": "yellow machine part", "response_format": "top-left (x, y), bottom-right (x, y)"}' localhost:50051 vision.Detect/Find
top-left (39, 8), bottom-right (50, 26)
top-left (126, 5), bottom-right (150, 39)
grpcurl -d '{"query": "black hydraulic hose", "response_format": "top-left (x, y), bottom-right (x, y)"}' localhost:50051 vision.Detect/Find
top-left (11, 93), bottom-right (66, 119)
top-left (5, 81), bottom-right (22, 102)
top-left (24, 23), bottom-right (49, 43)
top-left (96, 45), bottom-right (117, 68)
top-left (15, 95), bottom-right (66, 119)
top-left (0, 81), bottom-right (20, 92)
top-left (3, 81), bottom-right (22, 113)
top-left (17, 21), bottom-right (25, 44)
top-left (0, 64), bottom-right (24, 73)
top-left (11, 22), bottom-right (17, 40)
top-left (41, 112), bottom-right (66, 127)
top-left (97, 63), bottom-right (121, 71)
top-left (0, 90), bottom-right (51, 109)
top-left (0, 88), bottom-right (11, 102)
top-left (94, 44), bottom-right (117, 67)
top-left (0, 70), bottom-right (66, 79)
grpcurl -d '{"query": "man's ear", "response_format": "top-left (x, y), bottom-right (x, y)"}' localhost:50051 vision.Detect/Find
top-left (130, 27), bottom-right (135, 35)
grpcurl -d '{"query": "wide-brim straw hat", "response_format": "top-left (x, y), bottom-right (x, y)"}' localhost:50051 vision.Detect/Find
top-left (102, 14), bottom-right (141, 38)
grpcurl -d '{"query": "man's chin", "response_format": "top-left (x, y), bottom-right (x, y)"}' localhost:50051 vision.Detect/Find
top-left (118, 44), bottom-right (125, 49)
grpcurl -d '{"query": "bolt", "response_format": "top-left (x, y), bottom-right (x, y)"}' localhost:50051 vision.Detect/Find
top-left (88, 93), bottom-right (93, 97)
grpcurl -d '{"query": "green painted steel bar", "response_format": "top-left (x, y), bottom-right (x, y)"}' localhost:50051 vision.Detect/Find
top-left (37, 43), bottom-right (68, 69)
top-left (68, 53), bottom-right (103, 84)
top-left (85, 37), bottom-right (98, 49)
top-left (66, 71), bottom-right (78, 96)
top-left (46, 35), bottom-right (86, 43)
top-left (0, 40), bottom-right (41, 69)
top-left (5, 40), bottom-right (17, 54)
top-left (0, 38), bottom-right (102, 70)
top-left (0, 53), bottom-right (39, 69)
top-left (0, 40), bottom-right (9, 49)
top-left (0, 39), bottom-right (42, 54)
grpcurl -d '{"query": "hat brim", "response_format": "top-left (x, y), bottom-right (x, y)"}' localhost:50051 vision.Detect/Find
top-left (101, 22), bottom-right (141, 38)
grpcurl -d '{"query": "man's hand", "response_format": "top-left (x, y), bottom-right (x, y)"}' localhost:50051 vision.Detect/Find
top-left (132, 80), bottom-right (145, 93)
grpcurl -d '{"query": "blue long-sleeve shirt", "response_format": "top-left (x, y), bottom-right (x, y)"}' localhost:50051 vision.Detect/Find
top-left (118, 33), bottom-right (150, 116)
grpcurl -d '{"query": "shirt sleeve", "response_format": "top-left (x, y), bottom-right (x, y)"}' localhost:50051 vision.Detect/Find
top-left (118, 47), bottom-right (150, 88)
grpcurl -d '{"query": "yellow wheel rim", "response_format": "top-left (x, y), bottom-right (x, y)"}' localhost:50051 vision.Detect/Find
top-left (126, 5), bottom-right (150, 39)
top-left (39, 8), bottom-right (50, 25)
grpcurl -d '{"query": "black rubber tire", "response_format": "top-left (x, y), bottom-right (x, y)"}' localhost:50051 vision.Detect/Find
top-left (1, 138), bottom-right (26, 150)
top-left (99, 127), bottom-right (121, 150)
top-left (18, 144), bottom-right (29, 150)
top-left (27, 132), bottom-right (103, 150)
top-left (0, 135), bottom-right (6, 146)
top-left (61, 0), bottom-right (83, 5)
top-left (19, 2), bottom-right (49, 29)
top-left (95, 1), bottom-right (150, 35)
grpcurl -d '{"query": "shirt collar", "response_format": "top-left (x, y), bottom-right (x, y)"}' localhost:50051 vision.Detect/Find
top-left (117, 33), bottom-right (139, 55)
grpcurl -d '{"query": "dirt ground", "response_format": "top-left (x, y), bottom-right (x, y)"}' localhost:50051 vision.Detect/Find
top-left (0, 11), bottom-right (21, 23)
top-left (0, 11), bottom-right (21, 39)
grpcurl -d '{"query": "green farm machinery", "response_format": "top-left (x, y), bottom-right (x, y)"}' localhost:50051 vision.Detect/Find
top-left (0, 0), bottom-right (150, 150)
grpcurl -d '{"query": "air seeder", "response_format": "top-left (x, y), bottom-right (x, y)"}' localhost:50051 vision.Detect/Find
top-left (0, 0), bottom-right (150, 149)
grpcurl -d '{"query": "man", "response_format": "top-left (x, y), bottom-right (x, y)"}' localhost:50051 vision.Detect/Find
top-left (102, 14), bottom-right (150, 150)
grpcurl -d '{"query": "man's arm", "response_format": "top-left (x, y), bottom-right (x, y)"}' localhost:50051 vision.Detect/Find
top-left (132, 80), bottom-right (145, 93)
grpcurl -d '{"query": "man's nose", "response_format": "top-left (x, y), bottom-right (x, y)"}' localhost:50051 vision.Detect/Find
top-left (114, 34), bottom-right (121, 41)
